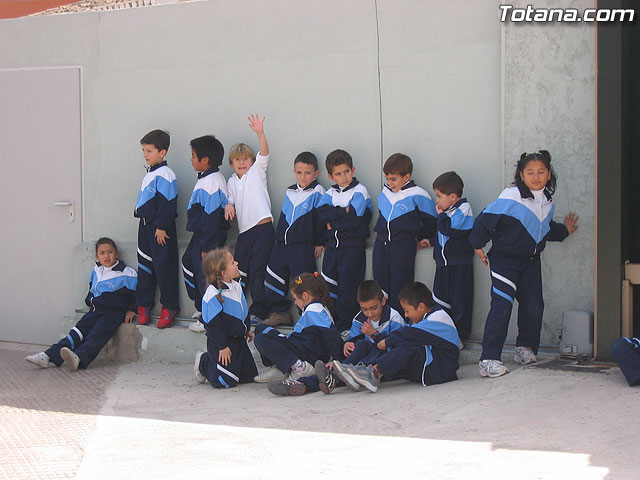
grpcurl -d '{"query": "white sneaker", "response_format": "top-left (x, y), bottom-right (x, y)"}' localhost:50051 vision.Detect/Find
top-left (479, 359), bottom-right (509, 378)
top-left (60, 347), bottom-right (80, 371)
top-left (289, 360), bottom-right (315, 381)
top-left (191, 311), bottom-right (202, 320)
top-left (514, 346), bottom-right (537, 365)
top-left (253, 366), bottom-right (287, 383)
top-left (189, 321), bottom-right (206, 333)
top-left (25, 352), bottom-right (54, 368)
top-left (194, 351), bottom-right (207, 384)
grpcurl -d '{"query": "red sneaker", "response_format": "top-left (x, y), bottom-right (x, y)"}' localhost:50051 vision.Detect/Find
top-left (157, 307), bottom-right (178, 329)
top-left (137, 306), bottom-right (151, 325)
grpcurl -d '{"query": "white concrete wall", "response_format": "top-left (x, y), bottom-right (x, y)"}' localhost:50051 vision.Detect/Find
top-left (0, 0), bottom-right (595, 348)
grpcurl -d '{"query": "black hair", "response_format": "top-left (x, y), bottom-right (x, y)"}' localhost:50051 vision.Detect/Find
top-left (513, 150), bottom-right (557, 196)
top-left (95, 237), bottom-right (117, 253)
top-left (326, 149), bottom-right (353, 174)
top-left (190, 135), bottom-right (224, 169)
top-left (140, 129), bottom-right (170, 152)
top-left (294, 151), bottom-right (319, 170)
top-left (357, 280), bottom-right (384, 303)
top-left (398, 282), bottom-right (435, 309)
top-left (289, 272), bottom-right (334, 316)
top-left (383, 153), bottom-right (413, 176)
top-left (433, 171), bottom-right (464, 197)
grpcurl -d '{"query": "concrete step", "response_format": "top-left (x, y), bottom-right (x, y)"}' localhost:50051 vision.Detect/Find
top-left (61, 313), bottom-right (556, 367)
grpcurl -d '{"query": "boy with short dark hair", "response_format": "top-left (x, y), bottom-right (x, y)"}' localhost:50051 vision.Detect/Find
top-left (135, 129), bottom-right (180, 328)
top-left (318, 149), bottom-right (372, 332)
top-left (334, 282), bottom-right (460, 392)
top-left (373, 153), bottom-right (437, 313)
top-left (262, 152), bottom-right (326, 326)
top-left (183, 135), bottom-right (230, 331)
top-left (429, 171), bottom-right (474, 343)
top-left (224, 115), bottom-right (275, 324)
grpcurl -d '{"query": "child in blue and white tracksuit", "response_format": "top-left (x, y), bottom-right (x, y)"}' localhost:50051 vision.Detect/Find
top-left (183, 135), bottom-right (229, 314)
top-left (135, 129), bottom-right (180, 328)
top-left (194, 248), bottom-right (258, 388)
top-left (318, 149), bottom-right (373, 332)
top-left (334, 282), bottom-right (460, 393)
top-left (470, 150), bottom-right (579, 378)
top-left (373, 153), bottom-right (437, 313)
top-left (429, 171), bottom-right (475, 342)
top-left (26, 238), bottom-right (137, 371)
top-left (254, 273), bottom-right (342, 388)
top-left (612, 337), bottom-right (640, 386)
top-left (263, 152), bottom-right (326, 324)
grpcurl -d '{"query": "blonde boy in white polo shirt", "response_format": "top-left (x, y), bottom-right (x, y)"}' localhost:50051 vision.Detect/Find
top-left (225, 114), bottom-right (274, 323)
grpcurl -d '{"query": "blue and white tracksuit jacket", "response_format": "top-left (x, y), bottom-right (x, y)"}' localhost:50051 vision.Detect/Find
top-left (373, 180), bottom-right (437, 312)
top-left (469, 185), bottom-right (569, 360)
top-left (197, 281), bottom-right (258, 388)
top-left (344, 304), bottom-right (407, 365)
top-left (46, 261), bottom-right (137, 368)
top-left (254, 302), bottom-right (342, 372)
top-left (134, 161), bottom-right (179, 309)
top-left (264, 181), bottom-right (326, 315)
top-left (317, 178), bottom-right (373, 330)
top-left (430, 198), bottom-right (475, 339)
top-left (182, 167), bottom-right (230, 311)
top-left (379, 308), bottom-right (460, 386)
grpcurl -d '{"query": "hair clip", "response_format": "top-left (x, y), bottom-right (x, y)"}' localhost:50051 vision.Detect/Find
top-left (294, 276), bottom-right (303, 285)
top-left (313, 272), bottom-right (319, 278)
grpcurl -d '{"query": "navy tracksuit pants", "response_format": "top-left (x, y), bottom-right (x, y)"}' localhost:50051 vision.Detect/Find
top-left (373, 236), bottom-right (416, 314)
top-left (322, 246), bottom-right (365, 332)
top-left (345, 339), bottom-right (386, 365)
top-left (263, 241), bottom-right (316, 316)
top-left (611, 337), bottom-right (640, 386)
top-left (481, 255), bottom-right (544, 361)
top-left (234, 222), bottom-right (274, 319)
top-left (182, 234), bottom-right (207, 312)
top-left (136, 220), bottom-right (179, 310)
top-left (45, 310), bottom-right (123, 369)
top-left (377, 345), bottom-right (457, 386)
top-left (199, 329), bottom-right (257, 388)
top-left (432, 264), bottom-right (474, 339)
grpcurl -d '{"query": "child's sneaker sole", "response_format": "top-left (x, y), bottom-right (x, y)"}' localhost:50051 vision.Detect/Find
top-left (267, 379), bottom-right (307, 396)
top-left (332, 360), bottom-right (360, 391)
top-left (60, 347), bottom-right (80, 371)
top-left (314, 360), bottom-right (336, 394)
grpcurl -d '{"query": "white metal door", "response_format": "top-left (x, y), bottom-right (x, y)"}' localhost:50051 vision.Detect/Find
top-left (0, 67), bottom-right (82, 345)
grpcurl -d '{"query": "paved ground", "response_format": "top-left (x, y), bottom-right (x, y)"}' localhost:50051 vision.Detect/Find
top-left (2, 340), bottom-right (638, 479)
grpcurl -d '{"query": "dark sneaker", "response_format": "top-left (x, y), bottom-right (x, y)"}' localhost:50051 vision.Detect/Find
top-left (347, 364), bottom-right (379, 393)
top-left (157, 307), bottom-right (178, 329)
top-left (267, 378), bottom-right (307, 396)
top-left (137, 306), bottom-right (151, 325)
top-left (314, 360), bottom-right (336, 394)
top-left (332, 360), bottom-right (361, 392)
top-left (263, 311), bottom-right (293, 327)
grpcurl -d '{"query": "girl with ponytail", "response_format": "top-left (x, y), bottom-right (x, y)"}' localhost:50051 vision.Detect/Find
top-left (253, 272), bottom-right (342, 396)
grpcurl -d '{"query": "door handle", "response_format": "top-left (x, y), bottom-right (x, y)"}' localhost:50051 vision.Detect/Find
top-left (53, 200), bottom-right (75, 222)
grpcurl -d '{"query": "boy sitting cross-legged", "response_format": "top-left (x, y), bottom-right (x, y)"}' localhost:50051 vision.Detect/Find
top-left (333, 281), bottom-right (460, 393)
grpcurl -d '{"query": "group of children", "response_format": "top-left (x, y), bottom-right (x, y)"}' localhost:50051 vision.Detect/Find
top-left (26, 116), bottom-right (582, 391)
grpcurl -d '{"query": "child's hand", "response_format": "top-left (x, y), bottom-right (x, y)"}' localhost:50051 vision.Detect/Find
top-left (326, 222), bottom-right (333, 230)
top-left (155, 229), bottom-right (169, 246)
top-left (218, 347), bottom-right (232, 366)
top-left (225, 204), bottom-right (236, 220)
top-left (417, 238), bottom-right (431, 250)
top-left (343, 341), bottom-right (355, 357)
top-left (475, 248), bottom-right (488, 266)
top-left (124, 311), bottom-right (136, 323)
top-left (314, 246), bottom-right (324, 258)
top-left (564, 212), bottom-right (579, 235)
top-left (361, 319), bottom-right (377, 337)
top-left (246, 331), bottom-right (255, 342)
top-left (377, 339), bottom-right (387, 351)
top-left (201, 251), bottom-right (207, 260)
top-left (435, 204), bottom-right (444, 214)
top-left (248, 114), bottom-right (265, 133)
